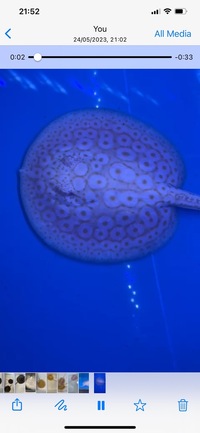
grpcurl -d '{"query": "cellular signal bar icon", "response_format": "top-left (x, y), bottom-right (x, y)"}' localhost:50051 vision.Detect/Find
top-left (151, 8), bottom-right (161, 14)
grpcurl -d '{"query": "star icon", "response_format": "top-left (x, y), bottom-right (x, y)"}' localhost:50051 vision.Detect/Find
top-left (134, 399), bottom-right (147, 411)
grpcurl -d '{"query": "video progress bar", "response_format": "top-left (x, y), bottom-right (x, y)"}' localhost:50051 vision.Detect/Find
top-left (64, 427), bottom-right (136, 430)
top-left (28, 55), bottom-right (172, 59)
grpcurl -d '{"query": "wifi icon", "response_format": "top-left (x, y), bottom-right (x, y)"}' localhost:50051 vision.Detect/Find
top-left (164, 7), bottom-right (172, 14)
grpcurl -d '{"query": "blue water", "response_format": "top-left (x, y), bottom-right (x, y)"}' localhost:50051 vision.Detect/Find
top-left (1, 69), bottom-right (200, 372)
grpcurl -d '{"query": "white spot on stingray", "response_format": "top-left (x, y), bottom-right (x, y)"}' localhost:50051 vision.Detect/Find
top-left (95, 153), bottom-right (109, 165)
top-left (115, 210), bottom-right (133, 226)
top-left (98, 131), bottom-right (114, 149)
top-left (136, 174), bottom-right (153, 190)
top-left (94, 228), bottom-right (108, 241)
top-left (88, 174), bottom-right (107, 189)
top-left (98, 215), bottom-right (114, 230)
top-left (74, 162), bottom-right (88, 176)
top-left (109, 163), bottom-right (135, 183)
top-left (76, 138), bottom-right (93, 150)
top-left (103, 190), bottom-right (121, 208)
top-left (119, 191), bottom-right (138, 207)
top-left (76, 206), bottom-right (92, 221)
top-left (42, 208), bottom-right (56, 222)
top-left (72, 177), bottom-right (86, 191)
top-left (116, 147), bottom-right (136, 162)
top-left (78, 223), bottom-right (93, 239)
top-left (55, 204), bottom-right (70, 219)
top-left (116, 133), bottom-right (133, 147)
top-left (110, 226), bottom-right (126, 241)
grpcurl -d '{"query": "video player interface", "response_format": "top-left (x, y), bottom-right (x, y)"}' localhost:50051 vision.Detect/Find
top-left (1, 1), bottom-right (200, 432)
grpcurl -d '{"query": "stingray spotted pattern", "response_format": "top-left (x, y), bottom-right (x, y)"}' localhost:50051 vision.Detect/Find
top-left (20, 109), bottom-right (200, 263)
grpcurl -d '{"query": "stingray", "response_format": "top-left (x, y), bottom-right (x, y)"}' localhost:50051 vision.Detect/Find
top-left (19, 109), bottom-right (200, 263)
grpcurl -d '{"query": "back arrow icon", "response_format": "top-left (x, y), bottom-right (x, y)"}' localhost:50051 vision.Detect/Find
top-left (5, 28), bottom-right (11, 39)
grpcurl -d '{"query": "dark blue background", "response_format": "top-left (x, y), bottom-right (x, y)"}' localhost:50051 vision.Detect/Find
top-left (1, 69), bottom-right (200, 372)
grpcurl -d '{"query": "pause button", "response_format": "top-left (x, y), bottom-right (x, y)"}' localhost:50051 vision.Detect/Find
top-left (97, 401), bottom-right (105, 410)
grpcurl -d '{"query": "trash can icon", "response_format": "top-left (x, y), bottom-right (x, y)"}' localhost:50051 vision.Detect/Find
top-left (178, 399), bottom-right (188, 412)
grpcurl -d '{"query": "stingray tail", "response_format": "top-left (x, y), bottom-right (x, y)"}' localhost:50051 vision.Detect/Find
top-left (164, 186), bottom-right (200, 210)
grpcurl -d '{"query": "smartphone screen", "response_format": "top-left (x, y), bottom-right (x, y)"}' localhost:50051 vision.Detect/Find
top-left (0, 1), bottom-right (200, 431)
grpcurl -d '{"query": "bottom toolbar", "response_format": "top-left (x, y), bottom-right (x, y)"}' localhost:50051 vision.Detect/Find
top-left (0, 373), bottom-right (199, 432)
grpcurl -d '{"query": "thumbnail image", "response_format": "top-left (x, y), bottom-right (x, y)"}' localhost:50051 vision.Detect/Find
top-left (15, 373), bottom-right (25, 393)
top-left (68, 374), bottom-right (79, 393)
top-left (1, 69), bottom-right (200, 373)
top-left (94, 373), bottom-right (106, 393)
top-left (4, 374), bottom-right (15, 393)
top-left (79, 373), bottom-right (89, 393)
top-left (25, 373), bottom-right (36, 392)
top-left (58, 373), bottom-right (67, 392)
top-left (36, 373), bottom-right (47, 392)
top-left (0, 372), bottom-right (90, 393)
top-left (47, 373), bottom-right (58, 393)
top-left (0, 374), bottom-right (3, 393)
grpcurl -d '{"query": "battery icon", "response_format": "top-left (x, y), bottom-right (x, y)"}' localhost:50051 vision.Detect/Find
top-left (175, 8), bottom-right (187, 14)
